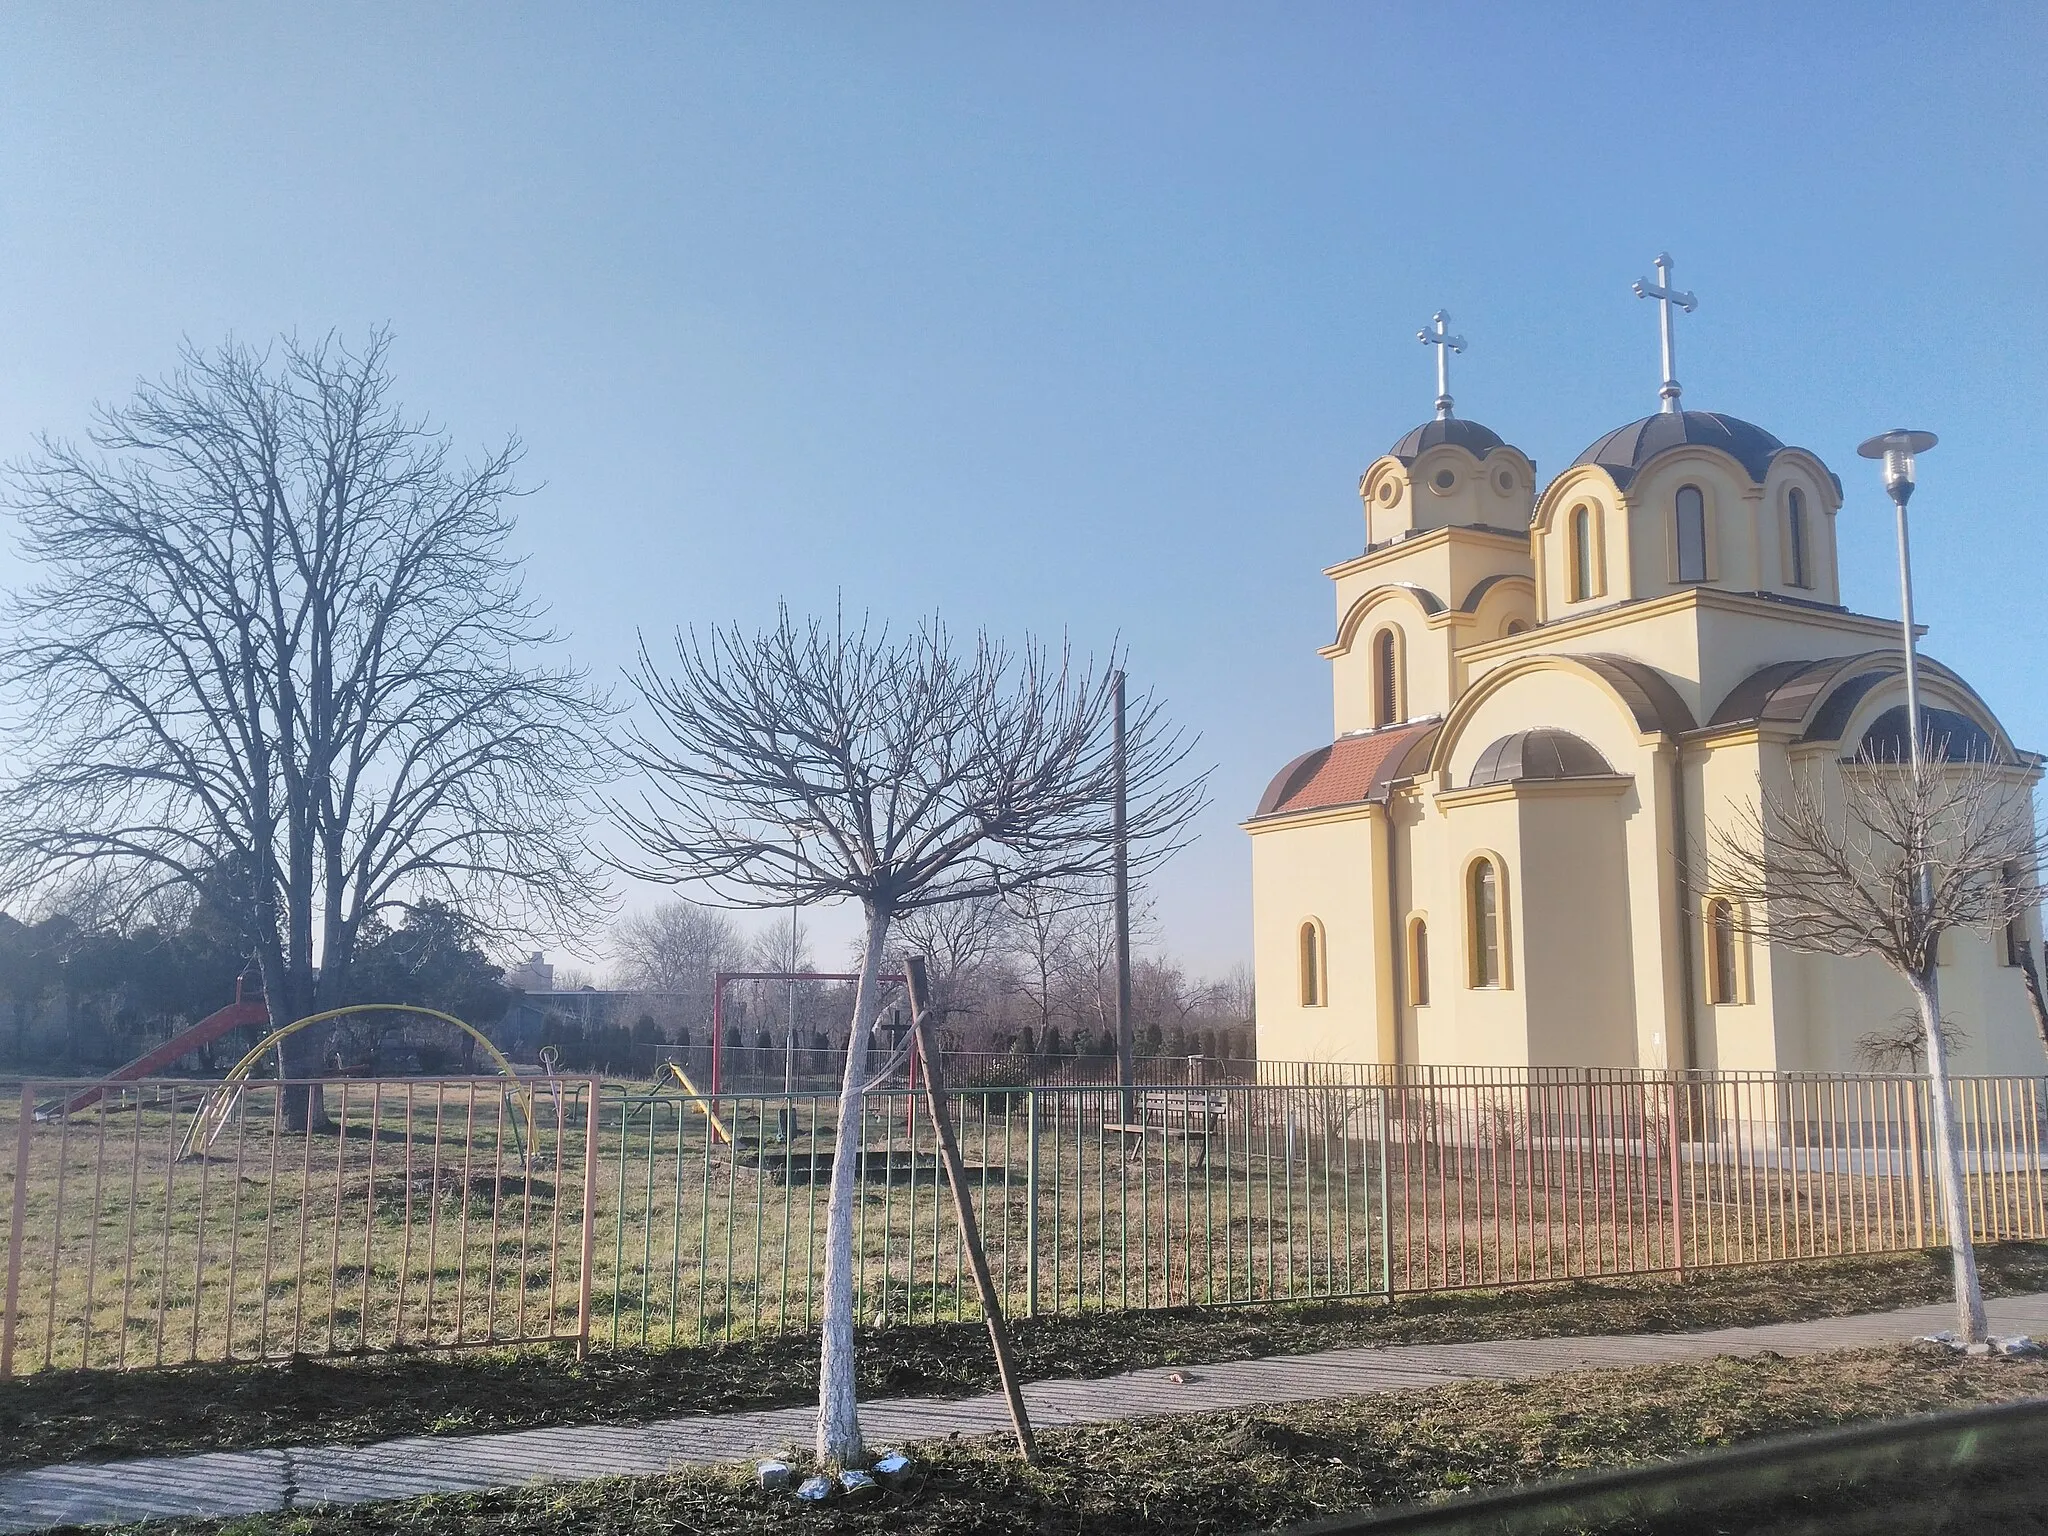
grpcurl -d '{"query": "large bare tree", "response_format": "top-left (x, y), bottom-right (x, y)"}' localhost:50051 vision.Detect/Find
top-left (1706, 748), bottom-right (2044, 1342)
top-left (0, 333), bottom-right (614, 1121)
top-left (610, 608), bottom-right (1205, 1466)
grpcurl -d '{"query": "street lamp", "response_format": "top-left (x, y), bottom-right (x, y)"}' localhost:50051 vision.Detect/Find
top-left (1856, 424), bottom-right (1990, 1344)
top-left (1856, 429), bottom-right (1939, 794)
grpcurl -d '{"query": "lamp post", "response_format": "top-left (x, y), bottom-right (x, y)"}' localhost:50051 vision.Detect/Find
top-left (1857, 429), bottom-right (1940, 802)
top-left (1856, 427), bottom-right (1986, 1342)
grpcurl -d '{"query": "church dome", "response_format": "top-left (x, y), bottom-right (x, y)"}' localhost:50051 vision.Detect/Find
top-left (1468, 729), bottom-right (1614, 788)
top-left (1570, 411), bottom-right (1786, 490)
top-left (1388, 417), bottom-right (1508, 464)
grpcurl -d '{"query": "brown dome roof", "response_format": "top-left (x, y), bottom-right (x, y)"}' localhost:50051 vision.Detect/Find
top-left (1467, 729), bottom-right (1614, 788)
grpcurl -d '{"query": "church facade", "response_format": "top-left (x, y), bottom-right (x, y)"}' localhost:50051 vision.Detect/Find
top-left (1246, 296), bottom-right (2044, 1076)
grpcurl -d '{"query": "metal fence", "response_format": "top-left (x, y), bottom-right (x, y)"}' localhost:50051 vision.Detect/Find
top-left (5, 1068), bottom-right (2046, 1376)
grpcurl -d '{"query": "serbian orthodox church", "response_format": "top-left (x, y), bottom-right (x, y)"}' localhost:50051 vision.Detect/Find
top-left (1246, 259), bottom-right (2044, 1074)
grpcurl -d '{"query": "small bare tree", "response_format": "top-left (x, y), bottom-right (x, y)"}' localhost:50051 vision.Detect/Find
top-left (1854, 1009), bottom-right (1965, 1074)
top-left (609, 609), bottom-right (1205, 1466)
top-left (1707, 750), bottom-right (2044, 1342)
top-left (0, 333), bottom-right (615, 1124)
top-left (886, 893), bottom-right (1010, 1034)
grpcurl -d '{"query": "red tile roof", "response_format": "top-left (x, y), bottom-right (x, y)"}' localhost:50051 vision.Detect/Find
top-left (1253, 720), bottom-right (1440, 818)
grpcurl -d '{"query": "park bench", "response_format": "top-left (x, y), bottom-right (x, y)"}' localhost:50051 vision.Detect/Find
top-left (1103, 1088), bottom-right (1230, 1165)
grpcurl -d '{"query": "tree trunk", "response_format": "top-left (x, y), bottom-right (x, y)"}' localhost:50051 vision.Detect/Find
top-left (1914, 969), bottom-right (1987, 1342)
top-left (265, 952), bottom-right (331, 1134)
top-left (2017, 943), bottom-right (2048, 1057)
top-left (815, 901), bottom-right (892, 1467)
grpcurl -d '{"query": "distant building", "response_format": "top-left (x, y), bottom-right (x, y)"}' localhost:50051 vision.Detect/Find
top-left (503, 951), bottom-right (554, 993)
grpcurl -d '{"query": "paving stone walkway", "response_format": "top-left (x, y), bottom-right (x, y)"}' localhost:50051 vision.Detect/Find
top-left (6, 1292), bottom-right (2046, 1533)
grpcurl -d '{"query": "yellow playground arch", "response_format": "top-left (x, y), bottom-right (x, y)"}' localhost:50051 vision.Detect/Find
top-left (180, 1003), bottom-right (534, 1158)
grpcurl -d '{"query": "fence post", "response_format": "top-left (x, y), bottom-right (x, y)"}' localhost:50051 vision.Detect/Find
top-left (1667, 1073), bottom-right (1686, 1278)
top-left (2, 1082), bottom-right (32, 1380)
top-left (1377, 1083), bottom-right (1394, 1298)
top-left (1906, 1077), bottom-right (1928, 1248)
top-left (1024, 1088), bottom-right (1040, 1319)
top-left (576, 1078), bottom-right (602, 1359)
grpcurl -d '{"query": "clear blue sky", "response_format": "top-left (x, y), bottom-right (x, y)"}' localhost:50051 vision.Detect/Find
top-left (1, 3), bottom-right (2042, 974)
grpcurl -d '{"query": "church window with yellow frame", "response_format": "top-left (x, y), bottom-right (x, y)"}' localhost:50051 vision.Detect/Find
top-left (1786, 487), bottom-right (1811, 589)
top-left (1675, 484), bottom-right (1708, 583)
top-left (1407, 914), bottom-right (1431, 1006)
top-left (1372, 627), bottom-right (1403, 728)
top-left (1298, 919), bottom-right (1327, 1006)
top-left (1466, 857), bottom-right (1507, 989)
top-left (1707, 897), bottom-right (1740, 1004)
top-left (1568, 503), bottom-right (1601, 601)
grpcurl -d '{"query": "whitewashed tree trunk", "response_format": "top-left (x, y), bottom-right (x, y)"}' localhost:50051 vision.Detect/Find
top-left (815, 900), bottom-right (893, 1465)
top-left (1914, 967), bottom-right (1987, 1342)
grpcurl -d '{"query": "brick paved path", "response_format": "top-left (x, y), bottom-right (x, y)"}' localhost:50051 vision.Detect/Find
top-left (5, 1293), bottom-right (2045, 1532)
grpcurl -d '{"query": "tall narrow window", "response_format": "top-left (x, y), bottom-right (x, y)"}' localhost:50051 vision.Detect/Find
top-left (1409, 918), bottom-right (1430, 1006)
top-left (1373, 628), bottom-right (1400, 727)
top-left (1675, 484), bottom-right (1707, 582)
top-left (1787, 488), bottom-right (1810, 589)
top-left (1469, 862), bottom-right (1500, 988)
top-left (2003, 862), bottom-right (2028, 968)
top-left (1299, 920), bottom-right (1325, 1006)
top-left (1708, 898), bottom-right (1738, 1004)
top-left (1570, 505), bottom-right (1595, 600)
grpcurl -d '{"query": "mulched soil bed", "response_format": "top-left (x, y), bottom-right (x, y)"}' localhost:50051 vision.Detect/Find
top-left (96, 1344), bottom-right (2048, 1534)
top-left (6, 1242), bottom-right (2047, 1472)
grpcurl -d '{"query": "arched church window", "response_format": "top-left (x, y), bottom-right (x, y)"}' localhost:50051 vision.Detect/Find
top-left (1675, 485), bottom-right (1707, 583)
top-left (1408, 917), bottom-right (1430, 1006)
top-left (1504, 619), bottom-right (1529, 637)
top-left (1787, 488), bottom-right (1810, 589)
top-left (1372, 628), bottom-right (1402, 728)
top-left (1569, 505), bottom-right (1595, 600)
top-left (1468, 861), bottom-right (1501, 988)
top-left (1299, 920), bottom-right (1326, 1006)
top-left (1708, 898), bottom-right (1739, 1004)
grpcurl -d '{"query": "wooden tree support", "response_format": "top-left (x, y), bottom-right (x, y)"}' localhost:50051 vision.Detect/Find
top-left (903, 955), bottom-right (1039, 1464)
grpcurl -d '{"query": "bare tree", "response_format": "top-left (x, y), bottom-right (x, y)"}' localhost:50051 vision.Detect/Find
top-left (0, 333), bottom-right (614, 1124)
top-left (611, 899), bottom-right (746, 991)
top-left (609, 608), bottom-right (1205, 1466)
top-left (1060, 881), bottom-right (1158, 1043)
top-left (887, 893), bottom-right (1009, 1037)
top-left (1706, 751), bottom-right (2044, 1342)
top-left (1854, 1009), bottom-right (1966, 1074)
top-left (1002, 884), bottom-right (1088, 1044)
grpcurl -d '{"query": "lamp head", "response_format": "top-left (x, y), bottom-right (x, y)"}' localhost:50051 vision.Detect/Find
top-left (1857, 429), bottom-right (1938, 505)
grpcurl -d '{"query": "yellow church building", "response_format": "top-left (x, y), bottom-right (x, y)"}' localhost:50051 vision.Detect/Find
top-left (1246, 272), bottom-right (2044, 1076)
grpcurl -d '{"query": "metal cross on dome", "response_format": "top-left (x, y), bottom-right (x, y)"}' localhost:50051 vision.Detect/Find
top-left (1416, 311), bottom-right (1465, 421)
top-left (1633, 253), bottom-right (1697, 414)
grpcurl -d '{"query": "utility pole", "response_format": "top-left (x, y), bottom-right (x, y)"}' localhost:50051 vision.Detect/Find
top-left (1114, 669), bottom-right (1134, 1120)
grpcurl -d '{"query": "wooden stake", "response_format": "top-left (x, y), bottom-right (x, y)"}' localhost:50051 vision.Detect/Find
top-left (903, 956), bottom-right (1039, 1464)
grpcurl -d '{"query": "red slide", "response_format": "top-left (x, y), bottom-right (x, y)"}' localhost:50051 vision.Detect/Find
top-left (48, 981), bottom-right (272, 1117)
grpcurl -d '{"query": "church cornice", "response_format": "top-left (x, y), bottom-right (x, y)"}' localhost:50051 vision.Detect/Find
top-left (1240, 800), bottom-right (1382, 834)
top-left (1456, 586), bottom-right (1910, 666)
top-left (1433, 774), bottom-right (1635, 810)
top-left (1323, 522), bottom-right (1530, 583)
